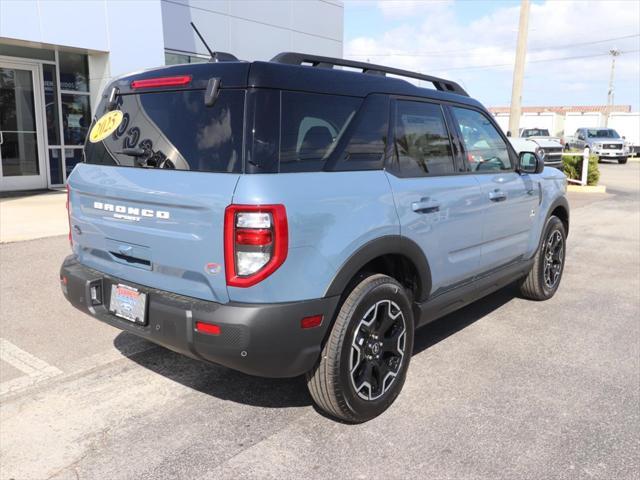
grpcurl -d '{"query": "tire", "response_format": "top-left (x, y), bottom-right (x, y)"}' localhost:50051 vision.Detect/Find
top-left (618, 157), bottom-right (628, 164)
top-left (306, 274), bottom-right (414, 423)
top-left (520, 216), bottom-right (567, 301)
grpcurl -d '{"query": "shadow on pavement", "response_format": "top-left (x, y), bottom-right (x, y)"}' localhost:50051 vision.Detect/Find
top-left (413, 284), bottom-right (518, 355)
top-left (114, 284), bottom-right (518, 410)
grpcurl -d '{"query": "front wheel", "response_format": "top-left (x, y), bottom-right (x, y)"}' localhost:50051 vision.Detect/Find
top-left (618, 157), bottom-right (628, 164)
top-left (306, 274), bottom-right (414, 423)
top-left (520, 216), bottom-right (567, 300)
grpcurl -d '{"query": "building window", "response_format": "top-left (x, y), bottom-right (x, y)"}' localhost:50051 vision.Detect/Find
top-left (165, 50), bottom-right (208, 65)
top-left (61, 94), bottom-right (90, 145)
top-left (48, 148), bottom-right (64, 185)
top-left (43, 50), bottom-right (91, 186)
top-left (58, 52), bottom-right (88, 92)
top-left (43, 64), bottom-right (61, 145)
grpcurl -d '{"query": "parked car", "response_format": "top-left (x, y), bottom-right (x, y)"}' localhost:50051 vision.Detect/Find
top-left (508, 127), bottom-right (563, 168)
top-left (60, 52), bottom-right (569, 423)
top-left (565, 127), bottom-right (628, 164)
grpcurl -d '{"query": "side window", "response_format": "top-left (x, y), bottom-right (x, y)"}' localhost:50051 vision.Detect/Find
top-left (392, 100), bottom-right (455, 177)
top-left (451, 106), bottom-right (512, 172)
top-left (331, 95), bottom-right (388, 171)
top-left (280, 91), bottom-right (361, 173)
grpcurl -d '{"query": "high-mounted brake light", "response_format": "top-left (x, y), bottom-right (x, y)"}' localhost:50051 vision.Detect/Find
top-left (224, 205), bottom-right (288, 288)
top-left (130, 75), bottom-right (192, 89)
top-left (66, 186), bottom-right (72, 248)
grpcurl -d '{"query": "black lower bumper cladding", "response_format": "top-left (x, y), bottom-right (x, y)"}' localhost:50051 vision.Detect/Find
top-left (60, 256), bottom-right (339, 378)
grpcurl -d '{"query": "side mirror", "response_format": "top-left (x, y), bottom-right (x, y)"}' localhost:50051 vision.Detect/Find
top-left (578, 134), bottom-right (585, 140)
top-left (518, 151), bottom-right (544, 174)
top-left (506, 130), bottom-right (512, 137)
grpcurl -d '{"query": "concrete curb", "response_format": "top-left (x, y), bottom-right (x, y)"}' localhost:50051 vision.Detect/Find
top-left (567, 184), bottom-right (607, 193)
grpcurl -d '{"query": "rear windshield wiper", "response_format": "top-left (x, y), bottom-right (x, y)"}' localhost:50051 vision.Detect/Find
top-left (116, 148), bottom-right (147, 157)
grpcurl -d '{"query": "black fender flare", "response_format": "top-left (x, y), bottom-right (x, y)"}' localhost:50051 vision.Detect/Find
top-left (324, 235), bottom-right (432, 302)
top-left (547, 195), bottom-right (570, 235)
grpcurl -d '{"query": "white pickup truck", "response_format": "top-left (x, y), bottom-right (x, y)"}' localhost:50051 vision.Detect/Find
top-left (508, 128), bottom-right (563, 168)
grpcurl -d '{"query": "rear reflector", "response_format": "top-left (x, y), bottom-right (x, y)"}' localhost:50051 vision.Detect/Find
top-left (301, 315), bottom-right (323, 329)
top-left (195, 322), bottom-right (221, 335)
top-left (130, 75), bottom-right (192, 89)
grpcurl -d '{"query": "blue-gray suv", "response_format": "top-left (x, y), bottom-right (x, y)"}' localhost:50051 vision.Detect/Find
top-left (60, 52), bottom-right (569, 422)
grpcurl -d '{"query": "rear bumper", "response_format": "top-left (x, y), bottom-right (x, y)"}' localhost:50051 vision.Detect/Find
top-left (60, 256), bottom-right (339, 378)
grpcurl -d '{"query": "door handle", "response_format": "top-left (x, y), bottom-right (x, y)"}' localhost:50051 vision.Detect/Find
top-left (488, 189), bottom-right (507, 202)
top-left (0, 131), bottom-right (3, 145)
top-left (412, 198), bottom-right (440, 214)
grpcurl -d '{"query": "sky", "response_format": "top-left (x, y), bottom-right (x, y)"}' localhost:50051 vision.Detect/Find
top-left (343, 0), bottom-right (640, 110)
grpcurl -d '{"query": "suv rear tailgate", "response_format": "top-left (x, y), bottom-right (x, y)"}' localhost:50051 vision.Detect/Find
top-left (69, 164), bottom-right (238, 303)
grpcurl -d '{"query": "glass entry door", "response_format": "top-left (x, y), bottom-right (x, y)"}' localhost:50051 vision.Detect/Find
top-left (0, 61), bottom-right (47, 191)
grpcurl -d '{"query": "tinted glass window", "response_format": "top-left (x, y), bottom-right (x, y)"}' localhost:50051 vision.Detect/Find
top-left (84, 90), bottom-right (244, 173)
top-left (332, 95), bottom-right (388, 171)
top-left (521, 128), bottom-right (549, 137)
top-left (280, 91), bottom-right (361, 173)
top-left (392, 100), bottom-right (454, 177)
top-left (62, 94), bottom-right (90, 145)
top-left (452, 107), bottom-right (512, 172)
top-left (245, 89), bottom-right (280, 173)
top-left (58, 52), bottom-right (88, 92)
top-left (587, 129), bottom-right (620, 138)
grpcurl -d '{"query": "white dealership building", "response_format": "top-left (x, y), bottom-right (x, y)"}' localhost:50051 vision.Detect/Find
top-left (0, 0), bottom-right (344, 192)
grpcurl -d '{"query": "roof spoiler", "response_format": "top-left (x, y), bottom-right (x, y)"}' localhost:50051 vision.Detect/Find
top-left (270, 52), bottom-right (468, 97)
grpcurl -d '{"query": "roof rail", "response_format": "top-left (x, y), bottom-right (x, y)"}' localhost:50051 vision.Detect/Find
top-left (270, 52), bottom-right (468, 97)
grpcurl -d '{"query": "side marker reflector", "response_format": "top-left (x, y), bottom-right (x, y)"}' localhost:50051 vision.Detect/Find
top-left (301, 315), bottom-right (323, 329)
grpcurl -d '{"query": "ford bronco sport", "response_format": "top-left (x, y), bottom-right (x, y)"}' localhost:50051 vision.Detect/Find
top-left (60, 52), bottom-right (569, 423)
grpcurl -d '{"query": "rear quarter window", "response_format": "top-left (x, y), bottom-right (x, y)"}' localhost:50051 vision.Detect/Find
top-left (279, 92), bottom-right (361, 173)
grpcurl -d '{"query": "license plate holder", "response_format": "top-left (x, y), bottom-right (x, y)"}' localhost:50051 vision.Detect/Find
top-left (109, 283), bottom-right (147, 325)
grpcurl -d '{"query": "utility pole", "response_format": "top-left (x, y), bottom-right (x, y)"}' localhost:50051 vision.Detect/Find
top-left (605, 48), bottom-right (621, 126)
top-left (508, 0), bottom-right (531, 137)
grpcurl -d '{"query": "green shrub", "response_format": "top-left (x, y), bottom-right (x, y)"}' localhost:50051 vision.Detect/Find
top-left (562, 154), bottom-right (600, 186)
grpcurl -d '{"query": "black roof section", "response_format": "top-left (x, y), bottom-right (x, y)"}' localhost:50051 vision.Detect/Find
top-left (105, 52), bottom-right (480, 108)
top-left (271, 52), bottom-right (468, 97)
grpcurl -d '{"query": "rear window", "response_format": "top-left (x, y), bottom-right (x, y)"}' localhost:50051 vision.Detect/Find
top-left (84, 89), bottom-right (245, 173)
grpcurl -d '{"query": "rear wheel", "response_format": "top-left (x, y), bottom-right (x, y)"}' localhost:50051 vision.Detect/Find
top-left (520, 216), bottom-right (566, 300)
top-left (618, 157), bottom-right (628, 164)
top-left (306, 274), bottom-right (414, 423)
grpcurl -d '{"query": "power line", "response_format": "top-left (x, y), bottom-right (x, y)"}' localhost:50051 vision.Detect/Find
top-left (430, 49), bottom-right (640, 73)
top-left (345, 33), bottom-right (640, 58)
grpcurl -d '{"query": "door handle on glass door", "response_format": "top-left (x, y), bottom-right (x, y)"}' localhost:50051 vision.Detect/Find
top-left (0, 131), bottom-right (3, 145)
top-left (412, 198), bottom-right (440, 214)
top-left (488, 189), bottom-right (507, 202)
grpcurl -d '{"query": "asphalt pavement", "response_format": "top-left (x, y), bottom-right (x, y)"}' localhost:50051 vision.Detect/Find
top-left (1, 163), bottom-right (638, 480)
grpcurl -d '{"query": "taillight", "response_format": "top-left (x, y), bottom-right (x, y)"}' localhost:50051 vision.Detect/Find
top-left (224, 204), bottom-right (288, 287)
top-left (66, 185), bottom-right (72, 248)
top-left (130, 75), bottom-right (192, 90)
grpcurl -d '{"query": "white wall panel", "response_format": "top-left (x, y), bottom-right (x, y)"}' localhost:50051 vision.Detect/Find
top-left (290, 31), bottom-right (342, 57)
top-left (37, 0), bottom-right (108, 51)
top-left (291, 0), bottom-right (343, 41)
top-left (105, 0), bottom-right (165, 77)
top-left (162, 0), bottom-right (343, 61)
top-left (228, 0), bottom-right (291, 30)
top-left (0, 0), bottom-right (40, 44)
top-left (162, 0), bottom-right (230, 56)
top-left (228, 17), bottom-right (290, 61)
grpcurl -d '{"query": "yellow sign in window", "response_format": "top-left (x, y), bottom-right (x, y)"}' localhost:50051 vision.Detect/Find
top-left (89, 110), bottom-right (124, 143)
